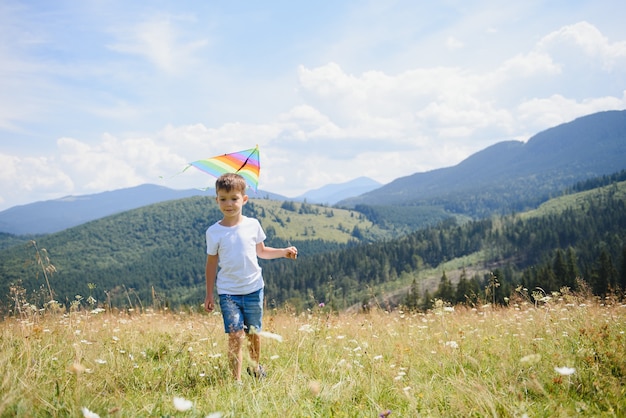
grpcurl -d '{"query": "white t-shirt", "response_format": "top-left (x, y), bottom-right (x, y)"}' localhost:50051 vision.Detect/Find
top-left (206, 216), bottom-right (267, 295)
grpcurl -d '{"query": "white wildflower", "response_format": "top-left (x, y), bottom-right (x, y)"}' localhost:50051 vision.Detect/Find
top-left (298, 324), bottom-right (315, 333)
top-left (81, 407), bottom-right (100, 418)
top-left (173, 396), bottom-right (193, 412)
top-left (519, 354), bottom-right (541, 365)
top-left (554, 366), bottom-right (575, 376)
top-left (255, 330), bottom-right (284, 342)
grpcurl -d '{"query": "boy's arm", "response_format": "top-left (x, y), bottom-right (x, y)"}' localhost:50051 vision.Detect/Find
top-left (256, 242), bottom-right (298, 260)
top-left (204, 254), bottom-right (218, 312)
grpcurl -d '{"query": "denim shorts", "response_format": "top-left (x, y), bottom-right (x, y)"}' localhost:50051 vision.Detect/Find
top-left (218, 288), bottom-right (264, 334)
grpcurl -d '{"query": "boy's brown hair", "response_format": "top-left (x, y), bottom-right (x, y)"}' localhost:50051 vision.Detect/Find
top-left (215, 173), bottom-right (247, 194)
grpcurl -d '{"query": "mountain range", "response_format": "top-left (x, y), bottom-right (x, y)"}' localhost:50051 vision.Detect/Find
top-left (0, 186), bottom-right (207, 235)
top-left (0, 177), bottom-right (381, 236)
top-left (1, 109), bottom-right (625, 236)
top-left (339, 110), bottom-right (626, 214)
top-left (293, 176), bottom-right (383, 204)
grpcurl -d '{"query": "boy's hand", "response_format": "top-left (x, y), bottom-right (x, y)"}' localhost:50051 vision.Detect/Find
top-left (204, 296), bottom-right (215, 312)
top-left (286, 246), bottom-right (298, 259)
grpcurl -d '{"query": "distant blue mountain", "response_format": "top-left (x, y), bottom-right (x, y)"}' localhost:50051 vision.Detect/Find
top-left (0, 185), bottom-right (210, 235)
top-left (293, 177), bottom-right (383, 205)
top-left (338, 110), bottom-right (626, 216)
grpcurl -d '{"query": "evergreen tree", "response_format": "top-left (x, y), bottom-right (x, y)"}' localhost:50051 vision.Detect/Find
top-left (280, 201), bottom-right (296, 211)
top-left (351, 225), bottom-right (364, 240)
top-left (420, 289), bottom-right (433, 311)
top-left (553, 249), bottom-right (568, 287)
top-left (454, 268), bottom-right (470, 305)
top-left (468, 274), bottom-right (483, 305)
top-left (434, 270), bottom-right (454, 302)
top-left (565, 247), bottom-right (580, 289)
top-left (591, 248), bottom-right (617, 295)
top-left (404, 278), bottom-right (420, 310)
top-left (620, 246), bottom-right (626, 292)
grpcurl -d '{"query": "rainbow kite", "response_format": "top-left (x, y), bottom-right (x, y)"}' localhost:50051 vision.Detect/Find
top-left (185, 146), bottom-right (260, 191)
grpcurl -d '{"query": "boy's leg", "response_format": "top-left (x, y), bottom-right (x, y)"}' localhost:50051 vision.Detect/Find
top-left (228, 330), bottom-right (246, 380)
top-left (219, 294), bottom-right (247, 381)
top-left (247, 332), bottom-right (261, 369)
top-left (242, 288), bottom-right (264, 377)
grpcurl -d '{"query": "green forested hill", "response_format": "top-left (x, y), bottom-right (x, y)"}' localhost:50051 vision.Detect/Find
top-left (1, 179), bottom-right (625, 313)
top-left (264, 179), bottom-right (626, 310)
top-left (0, 197), bottom-right (392, 309)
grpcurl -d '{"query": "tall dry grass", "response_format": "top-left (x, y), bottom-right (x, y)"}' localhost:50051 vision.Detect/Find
top-left (1, 292), bottom-right (625, 417)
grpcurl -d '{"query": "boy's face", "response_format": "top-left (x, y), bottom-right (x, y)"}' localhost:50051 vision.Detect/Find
top-left (215, 188), bottom-right (248, 219)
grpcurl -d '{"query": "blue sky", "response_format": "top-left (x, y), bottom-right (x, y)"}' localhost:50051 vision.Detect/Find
top-left (1, 0), bottom-right (625, 211)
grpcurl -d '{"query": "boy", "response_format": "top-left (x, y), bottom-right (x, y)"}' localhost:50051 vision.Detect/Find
top-left (204, 173), bottom-right (297, 382)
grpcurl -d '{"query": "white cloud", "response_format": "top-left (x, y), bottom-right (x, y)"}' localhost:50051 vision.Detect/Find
top-left (276, 105), bottom-right (343, 141)
top-left (494, 51), bottom-right (561, 80)
top-left (517, 92), bottom-right (626, 130)
top-left (446, 36), bottom-right (464, 50)
top-left (538, 21), bottom-right (626, 71)
top-left (107, 14), bottom-right (209, 74)
top-left (55, 135), bottom-right (183, 192)
top-left (298, 61), bottom-right (517, 149)
top-left (1, 2), bottom-right (626, 212)
top-left (0, 153), bottom-right (74, 208)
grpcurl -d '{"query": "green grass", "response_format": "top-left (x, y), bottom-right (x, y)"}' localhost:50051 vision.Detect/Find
top-left (520, 180), bottom-right (626, 220)
top-left (248, 199), bottom-right (391, 243)
top-left (2, 291), bottom-right (625, 417)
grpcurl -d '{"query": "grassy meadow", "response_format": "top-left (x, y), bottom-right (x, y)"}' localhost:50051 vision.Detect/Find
top-left (247, 199), bottom-right (389, 243)
top-left (1, 291), bottom-right (625, 417)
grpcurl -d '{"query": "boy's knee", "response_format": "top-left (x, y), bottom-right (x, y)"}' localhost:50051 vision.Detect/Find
top-left (229, 330), bottom-right (245, 340)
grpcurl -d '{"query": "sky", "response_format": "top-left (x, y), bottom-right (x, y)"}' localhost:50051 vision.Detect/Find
top-left (1, 0), bottom-right (626, 211)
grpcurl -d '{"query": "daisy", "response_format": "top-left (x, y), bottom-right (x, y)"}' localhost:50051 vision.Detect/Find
top-left (554, 366), bottom-right (575, 376)
top-left (81, 407), bottom-right (100, 418)
top-left (173, 397), bottom-right (193, 412)
top-left (519, 354), bottom-right (541, 365)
